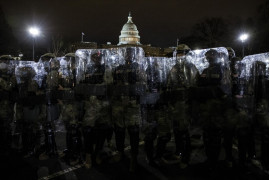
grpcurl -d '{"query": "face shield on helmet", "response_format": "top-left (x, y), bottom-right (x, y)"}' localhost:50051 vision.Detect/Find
top-left (177, 44), bottom-right (191, 56)
top-left (0, 62), bottom-right (7, 72)
top-left (124, 47), bottom-right (136, 64)
top-left (205, 49), bottom-right (219, 65)
top-left (49, 59), bottom-right (60, 70)
top-left (226, 47), bottom-right (236, 59)
top-left (91, 52), bottom-right (103, 66)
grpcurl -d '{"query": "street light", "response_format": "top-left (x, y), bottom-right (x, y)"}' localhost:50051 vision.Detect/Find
top-left (28, 27), bottom-right (40, 61)
top-left (239, 33), bottom-right (249, 58)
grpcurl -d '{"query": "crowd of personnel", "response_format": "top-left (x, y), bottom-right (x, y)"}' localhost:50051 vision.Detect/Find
top-left (0, 46), bottom-right (268, 173)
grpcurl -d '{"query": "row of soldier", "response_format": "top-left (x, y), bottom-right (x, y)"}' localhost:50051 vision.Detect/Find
top-left (0, 46), bottom-right (268, 172)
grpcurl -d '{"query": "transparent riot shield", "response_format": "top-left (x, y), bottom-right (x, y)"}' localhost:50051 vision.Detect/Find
top-left (241, 53), bottom-right (269, 98)
top-left (15, 61), bottom-right (40, 103)
top-left (140, 56), bottom-right (173, 104)
top-left (0, 60), bottom-right (18, 100)
top-left (75, 49), bottom-right (110, 96)
top-left (75, 47), bottom-right (146, 97)
top-left (57, 56), bottom-right (76, 101)
top-left (109, 47), bottom-right (146, 96)
top-left (186, 47), bottom-right (231, 95)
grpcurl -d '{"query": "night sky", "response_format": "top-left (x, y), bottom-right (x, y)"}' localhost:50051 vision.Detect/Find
top-left (0, 0), bottom-right (267, 48)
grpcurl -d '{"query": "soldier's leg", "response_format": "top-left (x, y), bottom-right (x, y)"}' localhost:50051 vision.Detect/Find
top-left (106, 125), bottom-right (114, 147)
top-left (44, 122), bottom-right (57, 156)
top-left (83, 126), bottom-right (94, 168)
top-left (182, 130), bottom-right (191, 164)
top-left (114, 125), bottom-right (126, 158)
top-left (67, 124), bottom-right (81, 165)
top-left (155, 133), bottom-right (171, 160)
top-left (237, 128), bottom-right (248, 166)
top-left (127, 125), bottom-right (139, 172)
top-left (261, 126), bottom-right (269, 170)
top-left (144, 128), bottom-right (157, 164)
top-left (173, 128), bottom-right (182, 158)
top-left (94, 124), bottom-right (108, 164)
top-left (247, 126), bottom-right (256, 160)
top-left (173, 129), bottom-right (191, 163)
top-left (223, 127), bottom-right (234, 162)
top-left (203, 128), bottom-right (221, 168)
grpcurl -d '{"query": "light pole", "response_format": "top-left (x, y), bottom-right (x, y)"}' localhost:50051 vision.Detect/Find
top-left (28, 27), bottom-right (40, 61)
top-left (239, 33), bottom-right (249, 58)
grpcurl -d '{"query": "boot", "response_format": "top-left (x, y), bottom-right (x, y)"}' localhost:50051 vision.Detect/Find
top-left (85, 153), bottom-right (92, 169)
top-left (129, 156), bottom-right (137, 172)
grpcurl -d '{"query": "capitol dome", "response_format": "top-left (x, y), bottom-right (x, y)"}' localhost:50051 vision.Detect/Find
top-left (118, 12), bottom-right (141, 45)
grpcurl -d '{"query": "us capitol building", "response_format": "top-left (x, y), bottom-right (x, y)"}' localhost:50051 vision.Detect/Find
top-left (71, 12), bottom-right (174, 57)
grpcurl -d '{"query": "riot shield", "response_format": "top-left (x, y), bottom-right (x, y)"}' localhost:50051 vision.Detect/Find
top-left (241, 53), bottom-right (269, 98)
top-left (75, 49), bottom-right (110, 96)
top-left (0, 60), bottom-right (18, 100)
top-left (110, 47), bottom-right (146, 96)
top-left (186, 47), bottom-right (231, 95)
top-left (15, 61), bottom-right (43, 104)
top-left (140, 56), bottom-right (173, 104)
top-left (57, 56), bottom-right (76, 100)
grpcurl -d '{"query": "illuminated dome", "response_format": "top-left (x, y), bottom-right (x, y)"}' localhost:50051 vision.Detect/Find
top-left (118, 12), bottom-right (141, 45)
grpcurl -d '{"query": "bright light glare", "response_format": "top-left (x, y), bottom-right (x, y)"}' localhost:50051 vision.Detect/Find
top-left (29, 27), bottom-right (40, 37)
top-left (239, 34), bottom-right (248, 42)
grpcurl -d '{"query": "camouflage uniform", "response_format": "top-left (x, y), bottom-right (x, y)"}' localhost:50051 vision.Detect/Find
top-left (0, 62), bottom-right (15, 154)
top-left (43, 59), bottom-right (60, 156)
top-left (167, 56), bottom-right (198, 165)
top-left (57, 57), bottom-right (82, 164)
top-left (80, 53), bottom-right (112, 167)
top-left (197, 49), bottom-right (227, 168)
top-left (223, 48), bottom-right (239, 165)
top-left (16, 65), bottom-right (43, 157)
top-left (112, 48), bottom-right (146, 171)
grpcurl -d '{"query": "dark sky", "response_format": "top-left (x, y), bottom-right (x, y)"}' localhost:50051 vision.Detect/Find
top-left (0, 0), bottom-right (267, 48)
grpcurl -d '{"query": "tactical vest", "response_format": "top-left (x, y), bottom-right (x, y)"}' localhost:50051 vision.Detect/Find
top-left (84, 64), bottom-right (105, 84)
top-left (113, 63), bottom-right (138, 85)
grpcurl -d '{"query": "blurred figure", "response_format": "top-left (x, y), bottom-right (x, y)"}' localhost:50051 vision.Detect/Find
top-left (43, 58), bottom-right (60, 158)
top-left (198, 49), bottom-right (227, 170)
top-left (167, 44), bottom-right (198, 168)
top-left (16, 65), bottom-right (42, 157)
top-left (112, 47), bottom-right (146, 172)
top-left (0, 61), bottom-right (16, 155)
top-left (143, 58), bottom-right (170, 167)
top-left (81, 52), bottom-right (112, 168)
top-left (58, 56), bottom-right (82, 165)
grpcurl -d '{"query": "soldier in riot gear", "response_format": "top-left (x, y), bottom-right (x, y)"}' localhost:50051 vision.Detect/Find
top-left (57, 56), bottom-right (83, 165)
top-left (0, 61), bottom-right (16, 155)
top-left (112, 47), bottom-right (146, 172)
top-left (167, 44), bottom-right (198, 168)
top-left (237, 60), bottom-right (268, 170)
top-left (80, 51), bottom-right (112, 168)
top-left (143, 58), bottom-right (170, 167)
top-left (42, 58), bottom-right (60, 158)
top-left (15, 64), bottom-right (43, 157)
top-left (198, 49), bottom-right (227, 170)
top-left (223, 47), bottom-right (241, 167)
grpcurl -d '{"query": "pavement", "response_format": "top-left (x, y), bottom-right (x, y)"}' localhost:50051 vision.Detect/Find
top-left (0, 126), bottom-right (268, 180)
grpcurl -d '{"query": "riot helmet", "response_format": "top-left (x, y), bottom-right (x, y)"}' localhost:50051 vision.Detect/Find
top-left (124, 47), bottom-right (135, 64)
top-left (205, 49), bottom-right (219, 65)
top-left (0, 62), bottom-right (8, 72)
top-left (16, 66), bottom-right (36, 85)
top-left (91, 51), bottom-right (103, 66)
top-left (0, 55), bottom-right (15, 60)
top-left (41, 53), bottom-right (55, 62)
top-left (226, 47), bottom-right (236, 60)
top-left (49, 58), bottom-right (60, 71)
top-left (176, 44), bottom-right (191, 56)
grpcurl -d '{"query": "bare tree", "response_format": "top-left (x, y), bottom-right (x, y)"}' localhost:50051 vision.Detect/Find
top-left (52, 34), bottom-right (64, 57)
top-left (192, 17), bottom-right (227, 48)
